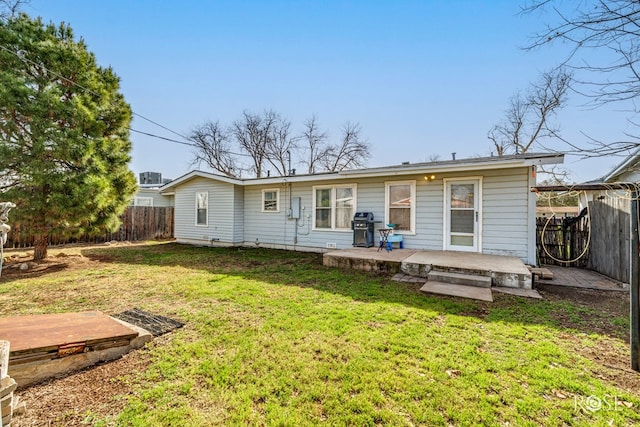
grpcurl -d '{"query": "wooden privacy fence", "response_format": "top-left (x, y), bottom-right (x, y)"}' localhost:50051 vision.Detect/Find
top-left (536, 198), bottom-right (631, 283)
top-left (4, 206), bottom-right (174, 249)
top-left (536, 214), bottom-right (589, 268)
top-left (586, 197), bottom-right (630, 283)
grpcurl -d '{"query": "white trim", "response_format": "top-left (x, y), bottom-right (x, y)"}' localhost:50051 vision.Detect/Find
top-left (384, 180), bottom-right (416, 235)
top-left (133, 196), bottom-right (153, 207)
top-left (161, 170), bottom-right (241, 193)
top-left (443, 177), bottom-right (482, 252)
top-left (340, 155), bottom-right (563, 178)
top-left (527, 166), bottom-right (537, 265)
top-left (195, 191), bottom-right (208, 227)
top-left (312, 184), bottom-right (357, 231)
top-left (261, 188), bottom-right (280, 212)
top-left (160, 155), bottom-right (564, 193)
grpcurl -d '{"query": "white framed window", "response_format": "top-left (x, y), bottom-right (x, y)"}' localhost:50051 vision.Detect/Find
top-left (385, 180), bottom-right (416, 234)
top-left (133, 197), bottom-right (153, 207)
top-left (262, 189), bottom-right (279, 212)
top-left (195, 191), bottom-right (208, 226)
top-left (312, 184), bottom-right (356, 230)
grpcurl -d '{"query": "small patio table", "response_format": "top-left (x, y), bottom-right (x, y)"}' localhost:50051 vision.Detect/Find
top-left (378, 228), bottom-right (393, 252)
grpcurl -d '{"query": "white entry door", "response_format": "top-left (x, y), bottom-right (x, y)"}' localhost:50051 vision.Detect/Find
top-left (444, 179), bottom-right (481, 252)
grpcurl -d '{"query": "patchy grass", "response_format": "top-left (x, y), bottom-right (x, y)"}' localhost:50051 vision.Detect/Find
top-left (1, 242), bottom-right (639, 426)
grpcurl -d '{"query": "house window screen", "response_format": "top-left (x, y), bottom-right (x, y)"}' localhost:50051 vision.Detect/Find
top-left (315, 188), bottom-right (331, 229)
top-left (388, 184), bottom-right (412, 231)
top-left (313, 185), bottom-right (356, 230)
top-left (335, 187), bottom-right (354, 229)
top-left (134, 197), bottom-right (153, 207)
top-left (263, 189), bottom-right (279, 212)
top-left (196, 192), bottom-right (208, 226)
top-left (450, 184), bottom-right (474, 234)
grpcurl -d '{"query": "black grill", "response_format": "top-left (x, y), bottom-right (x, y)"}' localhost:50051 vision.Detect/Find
top-left (352, 212), bottom-right (375, 247)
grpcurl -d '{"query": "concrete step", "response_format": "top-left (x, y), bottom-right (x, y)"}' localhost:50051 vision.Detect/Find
top-left (529, 267), bottom-right (554, 280)
top-left (420, 281), bottom-right (493, 302)
top-left (427, 270), bottom-right (492, 288)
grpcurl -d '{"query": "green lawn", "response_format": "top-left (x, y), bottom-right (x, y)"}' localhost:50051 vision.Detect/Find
top-left (1, 242), bottom-right (638, 426)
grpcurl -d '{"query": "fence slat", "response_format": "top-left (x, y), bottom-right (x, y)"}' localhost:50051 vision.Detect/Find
top-left (536, 215), bottom-right (589, 268)
top-left (4, 206), bottom-right (174, 249)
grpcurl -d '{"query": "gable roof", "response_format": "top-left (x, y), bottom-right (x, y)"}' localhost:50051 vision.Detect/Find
top-left (160, 152), bottom-right (563, 194)
top-left (601, 147), bottom-right (640, 183)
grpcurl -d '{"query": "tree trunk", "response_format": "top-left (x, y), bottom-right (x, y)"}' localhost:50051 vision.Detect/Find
top-left (33, 234), bottom-right (48, 261)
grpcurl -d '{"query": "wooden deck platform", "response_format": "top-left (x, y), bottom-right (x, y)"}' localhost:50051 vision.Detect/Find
top-left (0, 311), bottom-right (138, 365)
top-left (0, 311), bottom-right (151, 387)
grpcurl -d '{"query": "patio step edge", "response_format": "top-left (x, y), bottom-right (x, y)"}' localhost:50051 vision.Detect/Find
top-left (419, 281), bottom-right (493, 302)
top-left (427, 271), bottom-right (492, 288)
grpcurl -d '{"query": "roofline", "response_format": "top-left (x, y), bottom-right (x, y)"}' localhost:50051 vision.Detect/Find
top-left (532, 182), bottom-right (639, 192)
top-left (159, 170), bottom-right (242, 193)
top-left (339, 153), bottom-right (563, 178)
top-left (602, 147), bottom-right (640, 182)
top-left (242, 172), bottom-right (340, 186)
top-left (160, 153), bottom-right (564, 192)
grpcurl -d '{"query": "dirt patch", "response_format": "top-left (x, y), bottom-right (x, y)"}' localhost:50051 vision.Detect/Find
top-left (0, 242), bottom-right (146, 281)
top-left (1, 255), bottom-right (96, 281)
top-left (537, 283), bottom-right (628, 311)
top-left (536, 285), bottom-right (640, 396)
top-left (11, 346), bottom-right (153, 427)
top-left (536, 284), bottom-right (629, 340)
top-left (583, 337), bottom-right (640, 396)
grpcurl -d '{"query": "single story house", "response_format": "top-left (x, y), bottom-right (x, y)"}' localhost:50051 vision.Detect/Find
top-left (132, 186), bottom-right (174, 207)
top-left (159, 153), bottom-right (564, 265)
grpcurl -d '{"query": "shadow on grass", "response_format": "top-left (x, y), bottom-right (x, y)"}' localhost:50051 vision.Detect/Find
top-left (0, 258), bottom-right (83, 282)
top-left (58, 242), bottom-right (630, 341)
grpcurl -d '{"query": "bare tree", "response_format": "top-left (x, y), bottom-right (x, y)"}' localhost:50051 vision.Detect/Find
top-left (321, 122), bottom-right (371, 172)
top-left (0, 0), bottom-right (29, 20)
top-left (232, 110), bottom-right (278, 178)
top-left (523, 1), bottom-right (640, 155)
top-left (265, 116), bottom-right (297, 176)
top-left (488, 68), bottom-right (571, 155)
top-left (299, 115), bottom-right (330, 174)
top-left (427, 154), bottom-right (441, 162)
top-left (525, 0), bottom-right (640, 106)
top-left (189, 111), bottom-right (371, 177)
top-left (188, 121), bottom-right (238, 177)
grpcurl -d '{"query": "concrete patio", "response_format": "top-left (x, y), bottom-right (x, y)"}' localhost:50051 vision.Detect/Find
top-left (323, 248), bottom-right (534, 301)
top-left (323, 248), bottom-right (628, 301)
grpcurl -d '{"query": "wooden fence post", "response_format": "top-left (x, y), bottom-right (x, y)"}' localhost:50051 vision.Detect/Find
top-left (631, 189), bottom-right (640, 372)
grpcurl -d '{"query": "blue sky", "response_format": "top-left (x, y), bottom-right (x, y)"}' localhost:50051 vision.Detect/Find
top-left (25, 0), bottom-right (634, 182)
